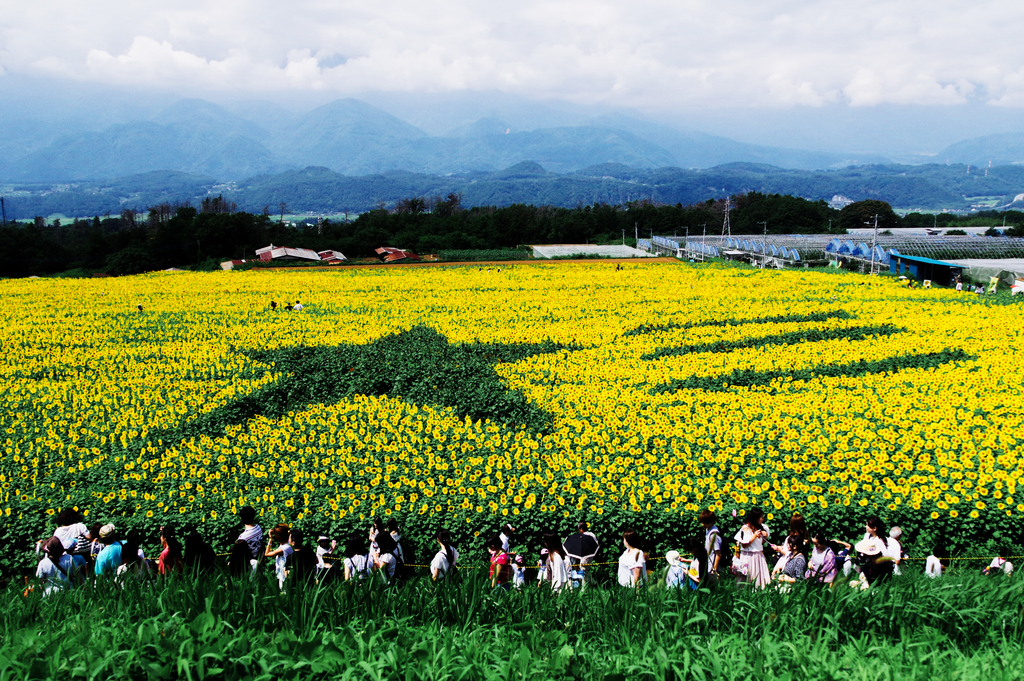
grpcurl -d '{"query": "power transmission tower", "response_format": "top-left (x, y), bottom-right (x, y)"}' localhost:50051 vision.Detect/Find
top-left (722, 197), bottom-right (731, 238)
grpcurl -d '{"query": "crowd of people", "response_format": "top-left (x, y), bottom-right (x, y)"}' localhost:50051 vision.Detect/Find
top-left (31, 506), bottom-right (1013, 597)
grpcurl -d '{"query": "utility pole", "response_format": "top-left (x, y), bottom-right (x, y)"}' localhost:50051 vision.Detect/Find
top-left (700, 224), bottom-right (707, 262)
top-left (868, 214), bottom-right (879, 274)
top-left (757, 221), bottom-right (768, 268)
top-left (634, 222), bottom-right (638, 245)
top-left (0, 197), bottom-right (6, 227)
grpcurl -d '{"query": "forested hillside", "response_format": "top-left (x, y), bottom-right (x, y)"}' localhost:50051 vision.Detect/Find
top-left (6, 160), bottom-right (1024, 222)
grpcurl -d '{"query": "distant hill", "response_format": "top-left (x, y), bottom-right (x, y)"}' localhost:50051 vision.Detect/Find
top-left (1, 99), bottom-right (289, 182)
top-left (936, 133), bottom-right (1024, 167)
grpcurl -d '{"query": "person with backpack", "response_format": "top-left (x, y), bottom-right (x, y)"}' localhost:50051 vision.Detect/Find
top-left (488, 536), bottom-right (512, 590)
top-left (387, 519), bottom-right (408, 580)
top-left (430, 529), bottom-right (459, 580)
top-left (343, 536), bottom-right (371, 581)
top-left (617, 529), bottom-right (647, 587)
top-left (563, 521), bottom-right (600, 587)
top-left (372, 531), bottom-right (400, 583)
top-left (36, 537), bottom-right (81, 596)
top-left (700, 510), bottom-right (723, 585)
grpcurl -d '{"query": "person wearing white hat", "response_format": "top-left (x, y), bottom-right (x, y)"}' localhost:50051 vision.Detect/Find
top-left (886, 527), bottom-right (903, 575)
top-left (665, 551), bottom-right (687, 589)
top-left (854, 516), bottom-right (894, 586)
top-left (94, 524), bottom-right (125, 578)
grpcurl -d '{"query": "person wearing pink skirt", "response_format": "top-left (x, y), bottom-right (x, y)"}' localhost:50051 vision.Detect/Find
top-left (734, 507), bottom-right (771, 588)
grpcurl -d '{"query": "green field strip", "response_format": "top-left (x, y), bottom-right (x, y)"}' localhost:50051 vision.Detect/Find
top-left (652, 348), bottom-right (973, 394)
top-left (623, 309), bottom-right (853, 338)
top-left (642, 324), bottom-right (904, 360)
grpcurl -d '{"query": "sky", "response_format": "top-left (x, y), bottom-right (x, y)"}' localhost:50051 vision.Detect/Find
top-left (2, 0), bottom-right (1024, 150)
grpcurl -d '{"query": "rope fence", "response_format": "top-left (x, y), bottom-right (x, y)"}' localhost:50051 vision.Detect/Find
top-left (204, 553), bottom-right (1024, 570)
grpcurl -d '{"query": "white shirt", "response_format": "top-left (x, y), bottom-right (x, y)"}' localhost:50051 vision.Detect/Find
top-left (736, 526), bottom-right (764, 552)
top-left (293, 303), bottom-right (303, 310)
top-left (617, 548), bottom-right (646, 587)
top-left (430, 547), bottom-right (460, 577)
top-left (344, 554), bottom-right (369, 580)
top-left (499, 532), bottom-right (511, 553)
top-left (377, 552), bottom-right (396, 581)
top-left (925, 555), bottom-right (944, 578)
top-left (989, 557), bottom-right (1014, 575)
top-left (316, 545), bottom-right (330, 569)
top-left (36, 555), bottom-right (75, 596)
top-left (548, 553), bottom-right (571, 591)
top-left (275, 544), bottom-right (293, 586)
top-left (885, 538), bottom-right (902, 574)
top-left (512, 564), bottom-right (527, 587)
top-left (704, 526), bottom-right (722, 555)
top-left (53, 523), bottom-right (88, 551)
top-left (391, 532), bottom-right (405, 564)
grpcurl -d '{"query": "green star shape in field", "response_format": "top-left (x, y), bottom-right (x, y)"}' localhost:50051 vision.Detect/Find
top-left (184, 325), bottom-right (571, 439)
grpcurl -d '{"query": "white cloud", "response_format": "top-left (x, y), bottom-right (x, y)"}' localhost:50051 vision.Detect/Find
top-left (3, 0), bottom-right (1024, 109)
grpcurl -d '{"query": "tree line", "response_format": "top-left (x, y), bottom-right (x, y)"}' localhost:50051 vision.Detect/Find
top-left (1, 192), bottom-right (1021, 277)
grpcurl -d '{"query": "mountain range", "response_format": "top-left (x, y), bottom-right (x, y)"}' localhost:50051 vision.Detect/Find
top-left (0, 96), bottom-right (935, 183)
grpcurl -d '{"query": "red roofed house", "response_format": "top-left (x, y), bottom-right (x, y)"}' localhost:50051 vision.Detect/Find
top-left (375, 247), bottom-right (421, 263)
top-left (255, 244), bottom-right (347, 263)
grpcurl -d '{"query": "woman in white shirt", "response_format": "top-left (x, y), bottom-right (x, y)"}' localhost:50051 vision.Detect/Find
top-left (430, 529), bottom-right (459, 580)
top-left (373, 532), bottom-right (399, 583)
top-left (805, 532), bottom-right (838, 584)
top-left (343, 538), bottom-right (370, 580)
top-left (36, 537), bottom-right (80, 597)
top-left (617, 529), bottom-right (647, 587)
top-left (544, 532), bottom-right (571, 592)
top-left (734, 508), bottom-right (770, 588)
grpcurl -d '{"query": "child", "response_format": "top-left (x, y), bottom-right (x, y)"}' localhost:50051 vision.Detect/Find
top-left (511, 554), bottom-right (527, 588)
top-left (536, 547), bottom-right (549, 585)
top-left (315, 535), bottom-right (336, 576)
top-left (665, 551), bottom-right (687, 589)
top-left (983, 554), bottom-right (1014, 576)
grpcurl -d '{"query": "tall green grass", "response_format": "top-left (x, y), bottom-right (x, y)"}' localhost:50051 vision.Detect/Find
top-left (3, 571), bottom-right (1024, 680)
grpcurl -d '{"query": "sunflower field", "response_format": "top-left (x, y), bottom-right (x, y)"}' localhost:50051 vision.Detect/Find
top-left (1, 262), bottom-right (1022, 573)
